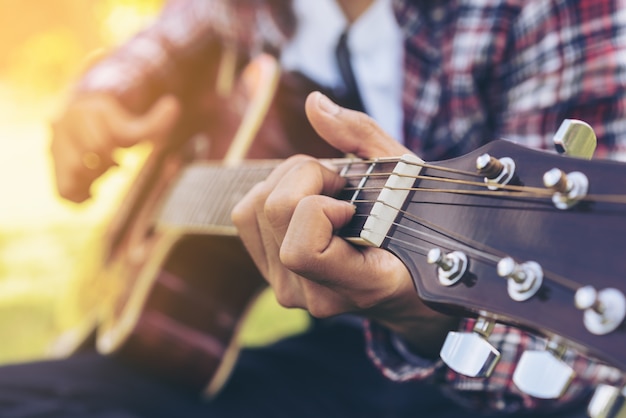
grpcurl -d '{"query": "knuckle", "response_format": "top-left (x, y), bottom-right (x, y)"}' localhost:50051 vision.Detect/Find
top-left (55, 182), bottom-right (74, 200)
top-left (56, 178), bottom-right (87, 202)
top-left (231, 182), bottom-right (266, 227)
top-left (230, 206), bottom-right (246, 229)
top-left (263, 192), bottom-right (296, 228)
top-left (304, 295), bottom-right (340, 319)
top-left (278, 247), bottom-right (299, 272)
top-left (279, 245), bottom-right (315, 276)
top-left (284, 153), bottom-right (316, 166)
top-left (272, 285), bottom-right (301, 309)
top-left (352, 294), bottom-right (380, 311)
top-left (230, 199), bottom-right (250, 228)
top-left (307, 303), bottom-right (334, 319)
top-left (353, 112), bottom-right (380, 138)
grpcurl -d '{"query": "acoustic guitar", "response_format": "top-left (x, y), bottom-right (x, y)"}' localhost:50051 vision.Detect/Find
top-left (69, 47), bottom-right (626, 414)
top-left (103, 133), bottom-right (626, 411)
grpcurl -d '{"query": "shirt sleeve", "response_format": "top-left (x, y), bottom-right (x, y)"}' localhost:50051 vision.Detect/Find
top-left (364, 318), bottom-right (624, 414)
top-left (496, 0), bottom-right (626, 161)
top-left (73, 0), bottom-right (277, 112)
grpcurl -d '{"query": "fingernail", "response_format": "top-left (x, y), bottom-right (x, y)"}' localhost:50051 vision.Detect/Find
top-left (345, 201), bottom-right (357, 212)
top-left (317, 93), bottom-right (340, 116)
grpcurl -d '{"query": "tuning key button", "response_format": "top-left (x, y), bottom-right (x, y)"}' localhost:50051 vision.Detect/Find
top-left (553, 119), bottom-right (597, 160)
top-left (513, 340), bottom-right (575, 399)
top-left (440, 317), bottom-right (501, 378)
top-left (497, 257), bottom-right (543, 301)
top-left (543, 168), bottom-right (589, 210)
top-left (588, 384), bottom-right (626, 418)
top-left (476, 153), bottom-right (516, 190)
top-left (575, 286), bottom-right (626, 335)
top-left (427, 248), bottom-right (468, 286)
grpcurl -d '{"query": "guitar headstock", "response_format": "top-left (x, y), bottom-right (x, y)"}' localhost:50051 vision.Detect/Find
top-left (339, 136), bottom-right (626, 411)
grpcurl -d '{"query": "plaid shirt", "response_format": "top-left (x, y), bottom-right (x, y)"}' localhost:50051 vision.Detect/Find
top-left (77, 0), bottom-right (626, 413)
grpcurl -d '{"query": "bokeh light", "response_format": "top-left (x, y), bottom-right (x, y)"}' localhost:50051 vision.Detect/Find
top-left (0, 0), bottom-right (308, 365)
top-left (0, 0), bottom-right (162, 363)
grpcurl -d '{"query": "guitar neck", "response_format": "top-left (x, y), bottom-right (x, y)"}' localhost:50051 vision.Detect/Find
top-left (153, 156), bottom-right (409, 238)
top-left (155, 160), bottom-right (276, 236)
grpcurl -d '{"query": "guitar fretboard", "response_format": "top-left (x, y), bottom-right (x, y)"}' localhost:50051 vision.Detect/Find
top-left (154, 157), bottom-right (397, 238)
top-left (156, 161), bottom-right (278, 235)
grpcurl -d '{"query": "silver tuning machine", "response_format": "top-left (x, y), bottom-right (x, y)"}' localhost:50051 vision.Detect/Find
top-left (575, 286), bottom-right (626, 335)
top-left (497, 257), bottom-right (543, 301)
top-left (543, 167), bottom-right (589, 210)
top-left (513, 339), bottom-right (575, 399)
top-left (427, 248), bottom-right (468, 286)
top-left (553, 119), bottom-right (597, 160)
top-left (476, 153), bottom-right (516, 190)
top-left (588, 384), bottom-right (626, 418)
top-left (440, 317), bottom-right (501, 378)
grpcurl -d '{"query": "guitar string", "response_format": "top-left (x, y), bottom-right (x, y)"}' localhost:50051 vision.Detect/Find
top-left (391, 213), bottom-right (578, 292)
top-left (337, 158), bottom-right (616, 291)
top-left (342, 160), bottom-right (626, 204)
top-left (345, 185), bottom-right (551, 200)
top-left (202, 157), bottom-right (626, 203)
top-left (336, 160), bottom-right (619, 292)
top-left (336, 160), bottom-right (621, 291)
top-left (225, 162), bottom-right (619, 290)
top-left (339, 172), bottom-right (626, 204)
top-left (348, 203), bottom-right (579, 292)
top-left (349, 209), bottom-right (505, 266)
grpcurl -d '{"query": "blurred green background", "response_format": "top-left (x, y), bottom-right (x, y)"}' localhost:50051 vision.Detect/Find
top-left (0, 0), bottom-right (307, 365)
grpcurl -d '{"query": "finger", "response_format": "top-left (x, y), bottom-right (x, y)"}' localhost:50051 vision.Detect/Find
top-left (232, 155), bottom-right (314, 276)
top-left (282, 194), bottom-right (410, 306)
top-left (50, 124), bottom-right (113, 202)
top-left (50, 105), bottom-right (113, 167)
top-left (267, 268), bottom-right (307, 310)
top-left (106, 95), bottom-right (181, 148)
top-left (232, 181), bottom-right (272, 277)
top-left (279, 194), bottom-right (357, 282)
top-left (279, 194), bottom-right (359, 316)
top-left (305, 91), bottom-right (412, 159)
top-left (236, 180), bottom-right (307, 309)
top-left (299, 279), bottom-right (353, 318)
top-left (232, 159), bottom-right (310, 309)
top-left (75, 106), bottom-right (119, 157)
top-left (264, 158), bottom-right (346, 245)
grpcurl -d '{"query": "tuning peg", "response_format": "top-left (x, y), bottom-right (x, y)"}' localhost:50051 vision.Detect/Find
top-left (497, 257), bottom-right (543, 301)
top-left (513, 340), bottom-right (575, 399)
top-left (440, 317), bottom-right (501, 377)
top-left (476, 153), bottom-right (515, 190)
top-left (427, 248), bottom-right (468, 286)
top-left (553, 119), bottom-right (597, 160)
top-left (575, 286), bottom-right (626, 335)
top-left (543, 168), bottom-right (589, 210)
top-left (588, 384), bottom-right (626, 418)
top-left (476, 153), bottom-right (516, 190)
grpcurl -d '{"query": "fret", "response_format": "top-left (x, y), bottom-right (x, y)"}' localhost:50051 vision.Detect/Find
top-left (156, 161), bottom-right (278, 234)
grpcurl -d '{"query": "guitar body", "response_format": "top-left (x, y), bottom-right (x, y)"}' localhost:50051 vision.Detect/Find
top-left (99, 232), bottom-right (264, 393)
top-left (92, 51), bottom-right (342, 393)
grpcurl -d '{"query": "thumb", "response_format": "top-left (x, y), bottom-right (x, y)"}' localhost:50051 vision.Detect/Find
top-left (109, 95), bottom-right (181, 148)
top-left (305, 91), bottom-right (411, 159)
